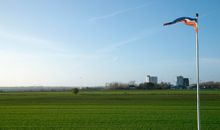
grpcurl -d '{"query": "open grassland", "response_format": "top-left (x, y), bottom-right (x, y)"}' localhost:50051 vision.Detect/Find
top-left (0, 90), bottom-right (220, 130)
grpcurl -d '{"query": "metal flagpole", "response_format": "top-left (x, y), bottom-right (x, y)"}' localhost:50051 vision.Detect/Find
top-left (195, 13), bottom-right (200, 130)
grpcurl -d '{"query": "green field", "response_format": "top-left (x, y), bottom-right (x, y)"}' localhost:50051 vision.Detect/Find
top-left (0, 90), bottom-right (220, 130)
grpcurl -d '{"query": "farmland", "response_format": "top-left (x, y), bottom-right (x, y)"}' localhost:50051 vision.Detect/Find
top-left (0, 90), bottom-right (220, 130)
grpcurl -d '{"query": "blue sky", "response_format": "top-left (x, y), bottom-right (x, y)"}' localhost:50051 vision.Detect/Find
top-left (0, 0), bottom-right (220, 86)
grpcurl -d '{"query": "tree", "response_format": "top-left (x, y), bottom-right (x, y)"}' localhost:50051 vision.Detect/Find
top-left (105, 82), bottom-right (129, 90)
top-left (157, 82), bottom-right (171, 89)
top-left (72, 88), bottom-right (79, 95)
top-left (138, 82), bottom-right (155, 89)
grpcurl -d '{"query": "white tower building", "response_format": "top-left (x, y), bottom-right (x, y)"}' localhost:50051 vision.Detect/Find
top-left (146, 75), bottom-right (158, 84)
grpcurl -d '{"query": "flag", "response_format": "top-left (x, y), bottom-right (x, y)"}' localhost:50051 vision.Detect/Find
top-left (164, 17), bottom-right (198, 32)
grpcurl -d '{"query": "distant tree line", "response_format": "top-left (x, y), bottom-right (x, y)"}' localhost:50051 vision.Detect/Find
top-left (105, 81), bottom-right (171, 90)
top-left (138, 82), bottom-right (171, 90)
top-left (192, 81), bottom-right (220, 89)
top-left (106, 81), bottom-right (220, 90)
top-left (105, 82), bottom-right (131, 90)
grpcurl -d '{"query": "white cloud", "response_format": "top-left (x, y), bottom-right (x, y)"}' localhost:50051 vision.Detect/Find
top-left (0, 30), bottom-right (66, 53)
top-left (97, 27), bottom-right (162, 53)
top-left (0, 29), bottom-right (115, 62)
top-left (97, 37), bottom-right (141, 53)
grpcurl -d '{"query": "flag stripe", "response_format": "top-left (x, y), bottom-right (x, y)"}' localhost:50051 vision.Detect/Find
top-left (164, 17), bottom-right (198, 32)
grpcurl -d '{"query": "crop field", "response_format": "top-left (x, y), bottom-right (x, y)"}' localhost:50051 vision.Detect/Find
top-left (0, 90), bottom-right (220, 130)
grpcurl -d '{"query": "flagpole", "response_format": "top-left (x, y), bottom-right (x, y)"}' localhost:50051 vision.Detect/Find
top-left (195, 13), bottom-right (200, 130)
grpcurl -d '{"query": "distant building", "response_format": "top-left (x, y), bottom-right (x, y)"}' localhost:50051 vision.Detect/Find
top-left (176, 76), bottom-right (184, 86)
top-left (183, 78), bottom-right (189, 87)
top-left (176, 76), bottom-right (189, 89)
top-left (146, 75), bottom-right (158, 84)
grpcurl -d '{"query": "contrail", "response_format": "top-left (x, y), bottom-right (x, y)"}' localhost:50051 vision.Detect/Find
top-left (97, 27), bottom-right (162, 53)
top-left (89, 3), bottom-right (151, 22)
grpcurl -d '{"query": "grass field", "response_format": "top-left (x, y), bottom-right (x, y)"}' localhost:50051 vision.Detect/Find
top-left (0, 90), bottom-right (220, 130)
